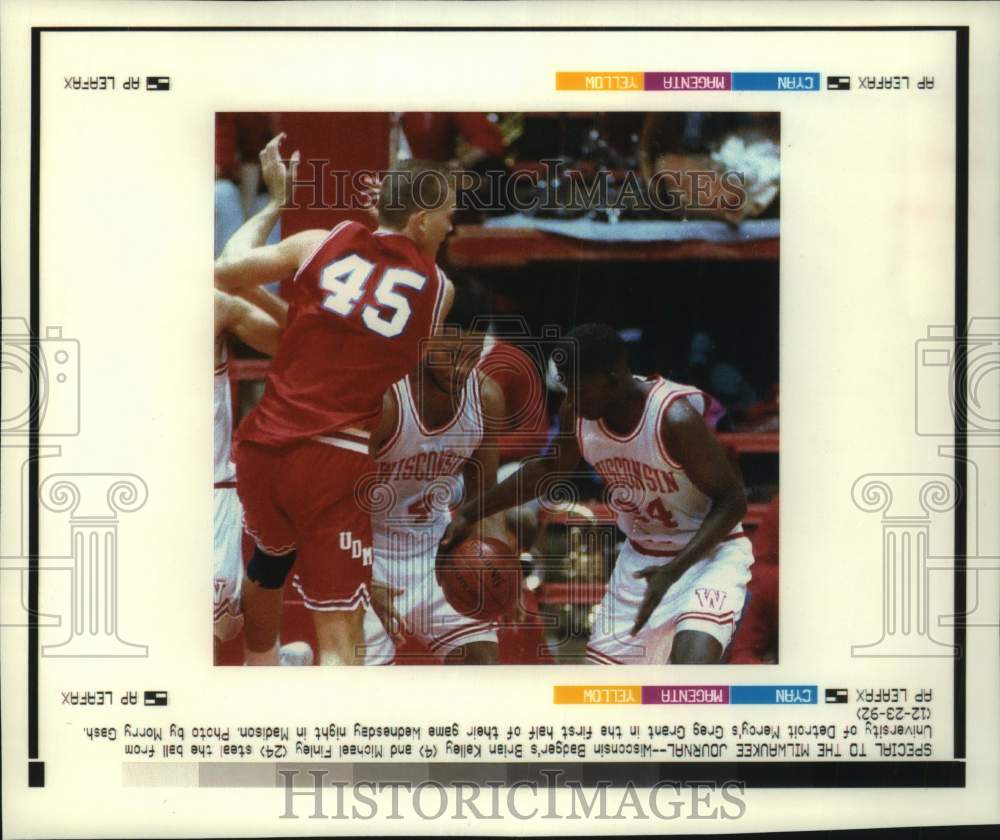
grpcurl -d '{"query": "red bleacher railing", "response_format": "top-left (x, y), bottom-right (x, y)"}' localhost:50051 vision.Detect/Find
top-left (534, 582), bottom-right (605, 606)
top-left (540, 502), bottom-right (770, 528)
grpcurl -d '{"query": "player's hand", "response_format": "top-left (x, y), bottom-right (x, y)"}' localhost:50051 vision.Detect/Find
top-left (369, 581), bottom-right (407, 644)
top-left (630, 562), bottom-right (685, 636)
top-left (260, 132), bottom-right (300, 208)
top-left (434, 542), bottom-right (456, 588)
top-left (439, 511), bottom-right (474, 555)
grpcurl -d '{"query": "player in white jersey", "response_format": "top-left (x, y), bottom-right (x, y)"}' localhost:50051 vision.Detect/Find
top-left (360, 285), bottom-right (507, 664)
top-left (444, 323), bottom-right (753, 664)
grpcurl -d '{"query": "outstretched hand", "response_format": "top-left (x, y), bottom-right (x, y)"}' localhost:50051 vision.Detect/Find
top-left (630, 562), bottom-right (685, 636)
top-left (260, 132), bottom-right (300, 208)
top-left (438, 511), bottom-right (473, 556)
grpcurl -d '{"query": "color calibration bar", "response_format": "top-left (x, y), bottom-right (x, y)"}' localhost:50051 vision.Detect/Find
top-left (554, 685), bottom-right (819, 705)
top-left (555, 72), bottom-right (821, 91)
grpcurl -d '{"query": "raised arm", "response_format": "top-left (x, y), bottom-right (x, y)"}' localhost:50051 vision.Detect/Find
top-left (215, 229), bottom-right (327, 291)
top-left (214, 132), bottom-right (326, 290)
top-left (214, 288), bottom-right (283, 357)
top-left (459, 375), bottom-right (509, 544)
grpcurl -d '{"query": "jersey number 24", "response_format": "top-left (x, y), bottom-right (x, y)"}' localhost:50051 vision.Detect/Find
top-left (319, 254), bottom-right (426, 338)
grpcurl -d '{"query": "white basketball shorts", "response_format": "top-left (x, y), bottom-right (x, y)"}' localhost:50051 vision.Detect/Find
top-left (362, 544), bottom-right (497, 664)
top-left (586, 534), bottom-right (754, 664)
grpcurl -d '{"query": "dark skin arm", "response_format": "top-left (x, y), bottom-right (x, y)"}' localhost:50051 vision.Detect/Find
top-left (440, 399), bottom-right (581, 550)
top-left (436, 375), bottom-right (515, 585)
top-left (368, 387), bottom-right (399, 456)
top-left (631, 397), bottom-right (747, 635)
top-left (458, 375), bottom-right (511, 544)
top-left (366, 388), bottom-right (407, 642)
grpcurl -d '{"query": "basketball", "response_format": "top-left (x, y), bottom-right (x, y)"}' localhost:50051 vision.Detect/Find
top-left (439, 537), bottom-right (522, 621)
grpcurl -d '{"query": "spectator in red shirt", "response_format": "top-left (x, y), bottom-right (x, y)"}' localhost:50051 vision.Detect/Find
top-left (401, 112), bottom-right (506, 168)
top-left (400, 113), bottom-right (509, 219)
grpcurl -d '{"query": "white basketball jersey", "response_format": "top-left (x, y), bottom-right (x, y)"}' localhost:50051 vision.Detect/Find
top-left (577, 376), bottom-right (742, 550)
top-left (372, 372), bottom-right (484, 559)
top-left (214, 340), bottom-right (236, 483)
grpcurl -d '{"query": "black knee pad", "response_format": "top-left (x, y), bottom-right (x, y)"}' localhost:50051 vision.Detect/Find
top-left (246, 547), bottom-right (296, 590)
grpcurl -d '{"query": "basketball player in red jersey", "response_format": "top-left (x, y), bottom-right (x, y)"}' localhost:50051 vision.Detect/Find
top-left (215, 135), bottom-right (455, 665)
top-left (444, 323), bottom-right (752, 665)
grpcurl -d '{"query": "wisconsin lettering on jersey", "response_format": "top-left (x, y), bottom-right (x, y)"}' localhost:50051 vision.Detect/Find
top-left (578, 377), bottom-right (728, 546)
top-left (592, 456), bottom-right (680, 495)
top-left (376, 449), bottom-right (469, 483)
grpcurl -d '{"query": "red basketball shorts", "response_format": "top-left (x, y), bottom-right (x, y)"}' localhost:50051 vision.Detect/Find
top-left (234, 434), bottom-right (374, 611)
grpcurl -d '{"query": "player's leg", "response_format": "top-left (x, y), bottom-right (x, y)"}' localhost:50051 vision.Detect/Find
top-left (360, 545), bottom-right (408, 664)
top-left (285, 440), bottom-right (375, 666)
top-left (444, 640), bottom-right (498, 665)
top-left (312, 606), bottom-right (367, 666)
top-left (360, 602), bottom-right (396, 665)
top-left (585, 542), bottom-right (663, 664)
top-left (416, 547), bottom-right (499, 665)
top-left (669, 630), bottom-right (723, 664)
top-left (233, 441), bottom-right (297, 666)
top-left (665, 536), bottom-right (755, 664)
top-left (213, 486), bottom-right (246, 664)
top-left (241, 551), bottom-right (293, 665)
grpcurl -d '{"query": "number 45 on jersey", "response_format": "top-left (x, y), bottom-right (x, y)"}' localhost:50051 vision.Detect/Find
top-left (320, 254), bottom-right (426, 338)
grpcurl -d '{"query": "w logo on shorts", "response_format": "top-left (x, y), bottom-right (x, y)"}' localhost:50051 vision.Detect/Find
top-left (339, 531), bottom-right (373, 566)
top-left (694, 587), bottom-right (726, 610)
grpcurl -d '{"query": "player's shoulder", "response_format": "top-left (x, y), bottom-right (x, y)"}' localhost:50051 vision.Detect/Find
top-left (311, 219), bottom-right (370, 251)
top-left (333, 218), bottom-right (368, 236)
top-left (482, 337), bottom-right (532, 365)
top-left (476, 371), bottom-right (506, 415)
top-left (658, 379), bottom-right (708, 426)
top-left (659, 388), bottom-right (712, 456)
top-left (662, 394), bottom-right (703, 426)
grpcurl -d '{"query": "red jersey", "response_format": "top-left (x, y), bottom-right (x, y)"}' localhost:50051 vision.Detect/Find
top-left (238, 222), bottom-right (447, 447)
